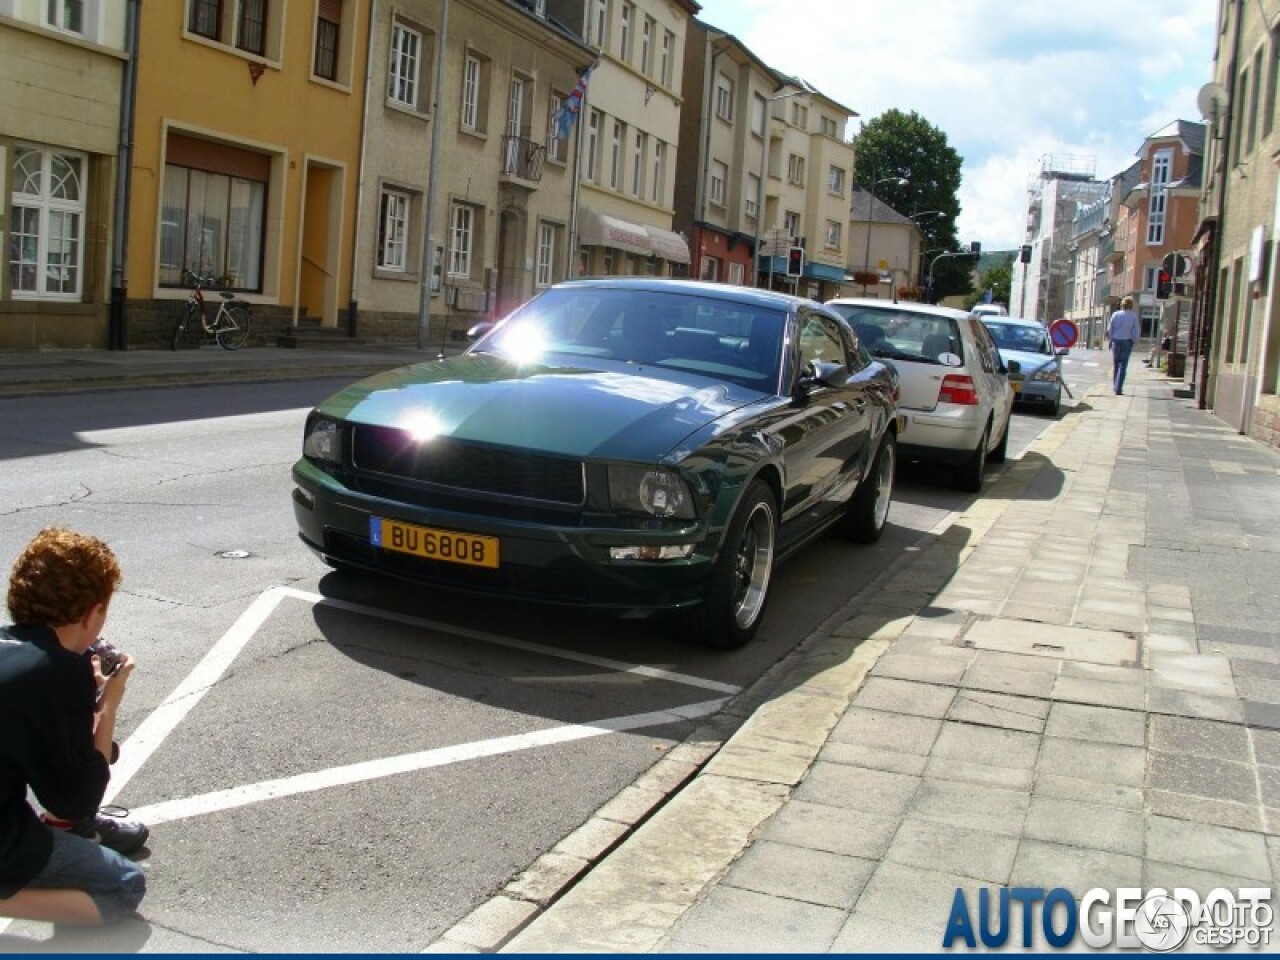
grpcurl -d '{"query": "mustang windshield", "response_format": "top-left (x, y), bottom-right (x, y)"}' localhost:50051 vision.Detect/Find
top-left (473, 287), bottom-right (787, 392)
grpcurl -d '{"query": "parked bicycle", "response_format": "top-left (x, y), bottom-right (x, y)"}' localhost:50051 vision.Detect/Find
top-left (171, 269), bottom-right (251, 350)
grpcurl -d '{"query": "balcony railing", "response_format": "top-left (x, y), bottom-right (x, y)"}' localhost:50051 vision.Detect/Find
top-left (501, 135), bottom-right (545, 184)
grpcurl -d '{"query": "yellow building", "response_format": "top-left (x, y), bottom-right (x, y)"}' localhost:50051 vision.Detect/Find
top-left (124, 1), bottom-right (369, 346)
top-left (0, 2), bottom-right (129, 348)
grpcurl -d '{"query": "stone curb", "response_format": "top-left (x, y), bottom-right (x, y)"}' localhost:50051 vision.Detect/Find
top-left (427, 392), bottom-right (1101, 953)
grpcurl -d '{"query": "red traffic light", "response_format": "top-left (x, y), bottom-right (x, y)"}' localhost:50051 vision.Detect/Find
top-left (786, 246), bottom-right (805, 278)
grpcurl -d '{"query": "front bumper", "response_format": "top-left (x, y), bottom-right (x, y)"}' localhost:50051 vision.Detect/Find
top-left (1012, 379), bottom-right (1059, 405)
top-left (292, 460), bottom-right (718, 612)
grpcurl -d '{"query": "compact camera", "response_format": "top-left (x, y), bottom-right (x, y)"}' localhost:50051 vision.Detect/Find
top-left (88, 638), bottom-right (126, 677)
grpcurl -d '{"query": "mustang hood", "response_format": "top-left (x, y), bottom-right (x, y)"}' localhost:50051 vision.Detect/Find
top-left (316, 353), bottom-right (763, 462)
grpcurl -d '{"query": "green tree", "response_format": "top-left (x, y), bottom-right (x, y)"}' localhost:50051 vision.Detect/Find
top-left (967, 257), bottom-right (1013, 309)
top-left (852, 109), bottom-right (970, 302)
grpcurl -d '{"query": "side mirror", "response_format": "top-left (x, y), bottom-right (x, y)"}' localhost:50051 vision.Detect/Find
top-left (466, 322), bottom-right (495, 341)
top-left (1006, 359), bottom-right (1021, 375)
top-left (1055, 347), bottom-right (1069, 357)
top-left (804, 360), bottom-right (850, 388)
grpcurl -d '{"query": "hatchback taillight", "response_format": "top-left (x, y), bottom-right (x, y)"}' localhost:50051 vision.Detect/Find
top-left (939, 374), bottom-right (978, 405)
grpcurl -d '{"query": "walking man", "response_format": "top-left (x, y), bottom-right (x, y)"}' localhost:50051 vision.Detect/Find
top-left (1107, 296), bottom-right (1142, 395)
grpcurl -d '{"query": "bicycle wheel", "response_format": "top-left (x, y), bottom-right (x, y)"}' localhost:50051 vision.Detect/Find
top-left (215, 304), bottom-right (251, 350)
top-left (171, 302), bottom-right (198, 350)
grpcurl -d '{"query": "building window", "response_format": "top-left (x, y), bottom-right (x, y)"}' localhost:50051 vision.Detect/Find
top-left (745, 172), bottom-right (759, 218)
top-left (610, 119), bottom-right (625, 190)
top-left (828, 165), bottom-right (845, 195)
top-left (536, 222), bottom-right (560, 287)
top-left (660, 30), bottom-right (673, 86)
top-left (700, 256), bottom-right (720, 282)
top-left (619, 2), bottom-right (633, 60)
top-left (1146, 148), bottom-right (1170, 245)
top-left (784, 210), bottom-right (800, 238)
top-left (591, 0), bottom-right (608, 48)
top-left (632, 130), bottom-right (646, 197)
top-left (820, 115), bottom-right (838, 138)
top-left (460, 55), bottom-right (481, 131)
top-left (728, 262), bottom-right (745, 285)
top-left (1247, 45), bottom-right (1263, 154)
top-left (377, 188), bottom-right (410, 271)
top-left (587, 109), bottom-right (602, 182)
top-left (1266, 26), bottom-right (1280, 140)
top-left (640, 16), bottom-right (654, 75)
top-left (787, 154), bottom-right (805, 185)
top-left (237, 0), bottom-right (266, 55)
top-left (8, 144), bottom-right (86, 299)
top-left (709, 160), bottom-right (727, 206)
top-left (189, 0), bottom-right (221, 39)
top-left (46, 0), bottom-right (84, 33)
top-left (547, 92), bottom-right (568, 163)
top-left (651, 139), bottom-right (665, 204)
top-left (159, 157), bottom-right (267, 291)
top-left (314, 0), bottom-right (341, 81)
top-left (791, 102), bottom-right (808, 129)
top-left (825, 220), bottom-right (841, 250)
top-left (388, 21), bottom-right (423, 110)
top-left (751, 93), bottom-right (766, 136)
top-left (715, 73), bottom-right (733, 122)
top-left (449, 203), bottom-right (475, 278)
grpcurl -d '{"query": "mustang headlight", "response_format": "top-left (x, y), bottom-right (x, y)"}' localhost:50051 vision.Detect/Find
top-left (1030, 367), bottom-right (1060, 383)
top-left (303, 416), bottom-right (340, 463)
top-left (608, 465), bottom-right (695, 519)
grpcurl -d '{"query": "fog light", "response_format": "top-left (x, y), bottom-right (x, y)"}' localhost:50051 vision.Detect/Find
top-left (610, 544), bottom-right (695, 561)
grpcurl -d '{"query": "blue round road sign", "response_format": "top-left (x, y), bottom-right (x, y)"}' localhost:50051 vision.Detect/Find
top-left (1049, 318), bottom-right (1079, 349)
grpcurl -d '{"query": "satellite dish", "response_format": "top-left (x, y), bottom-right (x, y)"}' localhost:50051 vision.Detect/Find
top-left (1197, 81), bottom-right (1228, 119)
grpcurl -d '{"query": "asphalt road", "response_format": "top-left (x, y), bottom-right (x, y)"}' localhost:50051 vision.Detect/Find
top-left (0, 349), bottom-right (1106, 951)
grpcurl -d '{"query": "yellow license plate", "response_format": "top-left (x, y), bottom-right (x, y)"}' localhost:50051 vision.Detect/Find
top-left (371, 517), bottom-right (499, 569)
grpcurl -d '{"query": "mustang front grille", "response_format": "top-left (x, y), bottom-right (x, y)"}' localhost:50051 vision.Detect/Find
top-left (350, 426), bottom-right (586, 506)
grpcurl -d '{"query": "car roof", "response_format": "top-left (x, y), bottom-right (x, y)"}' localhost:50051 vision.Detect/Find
top-left (555, 277), bottom-right (813, 311)
top-left (982, 315), bottom-right (1044, 328)
top-left (825, 297), bottom-right (973, 320)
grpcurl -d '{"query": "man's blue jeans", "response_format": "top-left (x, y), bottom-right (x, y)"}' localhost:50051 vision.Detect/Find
top-left (1111, 339), bottom-right (1135, 393)
top-left (24, 825), bottom-right (146, 922)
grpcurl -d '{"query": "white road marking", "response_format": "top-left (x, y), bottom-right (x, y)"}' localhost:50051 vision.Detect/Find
top-left (93, 585), bottom-right (738, 827)
top-left (128, 698), bottom-right (727, 826)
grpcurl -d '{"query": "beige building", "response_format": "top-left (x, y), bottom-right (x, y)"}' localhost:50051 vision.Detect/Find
top-left (548, 0), bottom-right (696, 277)
top-left (847, 187), bottom-right (926, 301)
top-left (1197, 0), bottom-right (1280, 449)
top-left (0, 1), bottom-right (129, 348)
top-left (352, 0), bottom-right (593, 343)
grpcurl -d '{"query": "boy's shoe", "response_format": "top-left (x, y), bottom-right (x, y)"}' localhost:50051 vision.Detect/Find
top-left (45, 805), bottom-right (150, 856)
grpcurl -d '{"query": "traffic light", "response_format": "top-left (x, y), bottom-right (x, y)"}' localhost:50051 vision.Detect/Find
top-left (786, 245), bottom-right (805, 278)
top-left (1156, 269), bottom-right (1172, 300)
top-left (1020, 244), bottom-right (1032, 264)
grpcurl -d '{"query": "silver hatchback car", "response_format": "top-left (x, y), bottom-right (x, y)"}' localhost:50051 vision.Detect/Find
top-left (826, 298), bottom-right (1016, 492)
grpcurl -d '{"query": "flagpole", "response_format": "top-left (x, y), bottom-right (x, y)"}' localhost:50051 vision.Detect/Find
top-left (567, 54), bottom-right (598, 280)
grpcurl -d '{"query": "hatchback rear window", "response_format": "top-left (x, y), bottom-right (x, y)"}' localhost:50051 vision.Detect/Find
top-left (827, 305), bottom-right (963, 366)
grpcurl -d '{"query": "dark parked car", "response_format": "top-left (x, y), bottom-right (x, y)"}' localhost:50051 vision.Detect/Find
top-left (292, 278), bottom-right (900, 648)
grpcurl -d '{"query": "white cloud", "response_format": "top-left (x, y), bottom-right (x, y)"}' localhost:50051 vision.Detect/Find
top-left (694, 0), bottom-right (1217, 249)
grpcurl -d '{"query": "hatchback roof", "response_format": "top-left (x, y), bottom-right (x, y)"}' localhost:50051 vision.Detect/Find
top-left (826, 296), bottom-right (973, 320)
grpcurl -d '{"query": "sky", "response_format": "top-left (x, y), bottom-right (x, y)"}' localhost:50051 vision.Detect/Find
top-left (691, 0), bottom-right (1219, 251)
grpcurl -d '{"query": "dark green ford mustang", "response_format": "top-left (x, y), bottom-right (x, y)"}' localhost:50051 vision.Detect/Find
top-left (293, 278), bottom-right (900, 648)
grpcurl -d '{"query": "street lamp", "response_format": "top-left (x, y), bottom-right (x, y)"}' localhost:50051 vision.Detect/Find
top-left (753, 83), bottom-right (812, 289)
top-left (861, 173), bottom-right (908, 295)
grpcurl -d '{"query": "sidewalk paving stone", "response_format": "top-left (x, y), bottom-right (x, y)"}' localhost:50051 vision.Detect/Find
top-left (884, 817), bottom-right (1018, 884)
top-left (758, 801), bottom-right (900, 861)
top-left (662, 884), bottom-right (848, 953)
top-left (820, 741), bottom-right (931, 777)
top-left (850, 676), bottom-right (957, 719)
top-left (1149, 714), bottom-right (1251, 762)
top-left (1051, 674), bottom-right (1148, 710)
top-left (1033, 772), bottom-right (1145, 811)
top-left (909, 778), bottom-right (1030, 837)
top-left (792, 762), bottom-right (921, 818)
top-left (720, 840), bottom-right (876, 910)
top-left (1044, 702), bottom-right (1147, 746)
top-left (1009, 839), bottom-right (1144, 891)
top-left (946, 689), bottom-right (1050, 733)
top-left (1022, 796), bottom-right (1145, 856)
top-left (828, 707), bottom-right (942, 755)
top-left (1144, 815), bottom-right (1272, 881)
top-left (1037, 737), bottom-right (1146, 787)
top-left (960, 662), bottom-right (1058, 699)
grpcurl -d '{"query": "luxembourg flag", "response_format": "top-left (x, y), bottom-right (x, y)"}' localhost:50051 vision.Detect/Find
top-left (554, 58), bottom-right (598, 140)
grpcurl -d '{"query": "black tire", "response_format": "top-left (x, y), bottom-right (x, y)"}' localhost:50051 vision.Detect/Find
top-left (171, 303), bottom-right (197, 351)
top-left (835, 432), bottom-right (896, 543)
top-left (954, 424), bottom-right (989, 493)
top-left (679, 480), bottom-right (776, 649)
top-left (989, 416), bottom-right (1010, 465)
top-left (216, 304), bottom-right (251, 350)
top-left (1046, 388), bottom-right (1061, 417)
